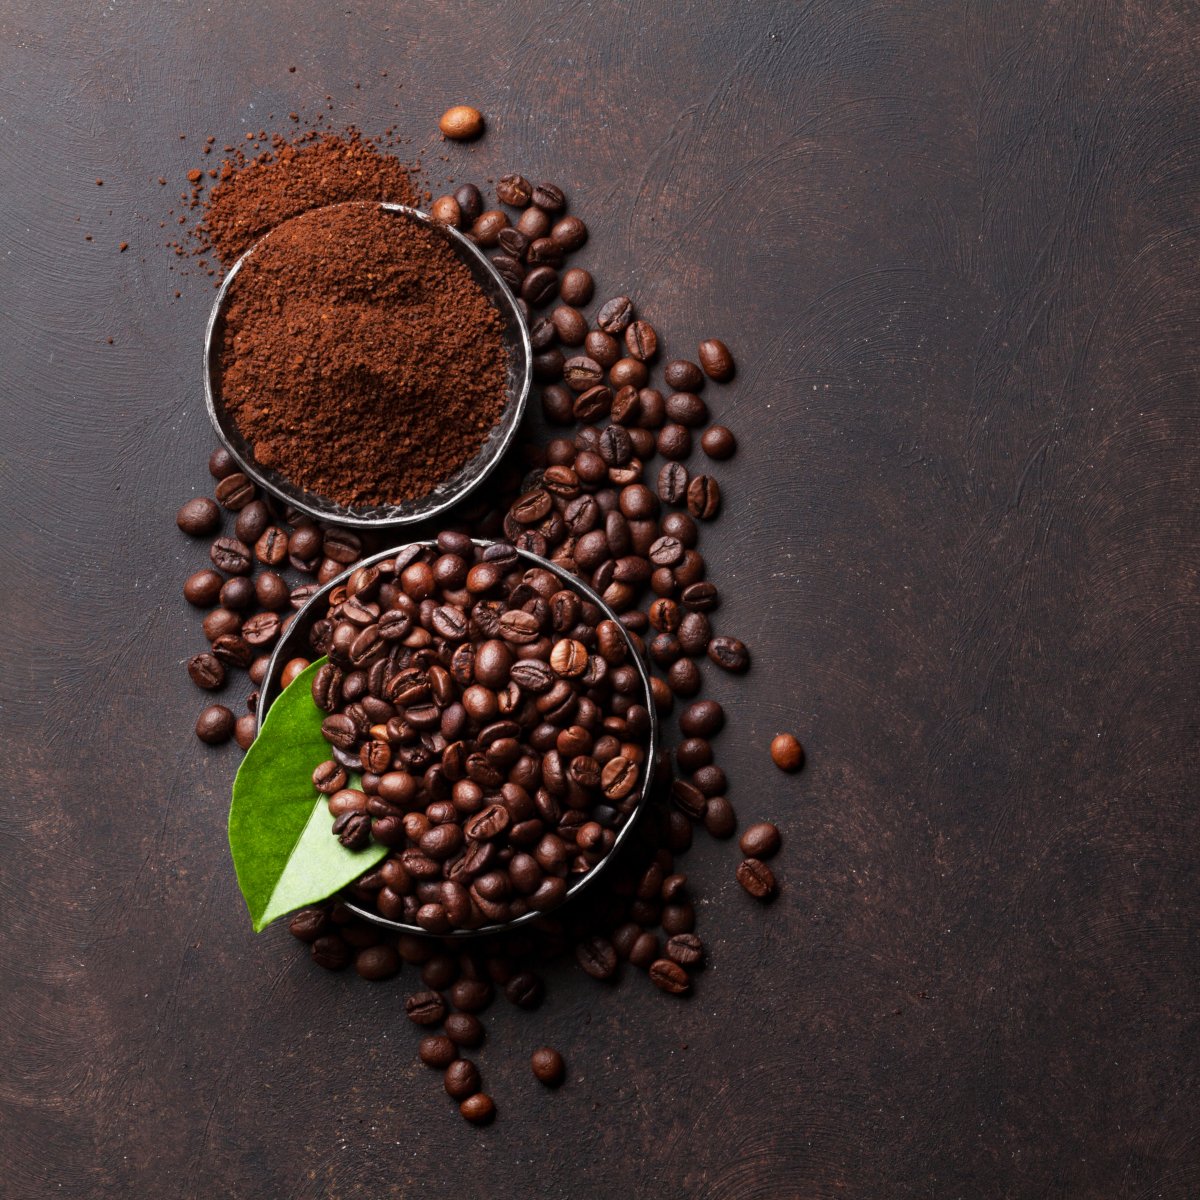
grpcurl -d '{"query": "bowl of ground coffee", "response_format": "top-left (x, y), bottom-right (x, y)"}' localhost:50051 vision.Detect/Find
top-left (204, 202), bottom-right (531, 527)
top-left (257, 536), bottom-right (660, 937)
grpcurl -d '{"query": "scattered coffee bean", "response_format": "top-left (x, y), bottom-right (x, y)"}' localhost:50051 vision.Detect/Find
top-left (700, 425), bottom-right (737, 459)
top-left (184, 568), bottom-right (224, 607)
top-left (559, 268), bottom-right (594, 306)
top-left (739, 822), bottom-right (781, 859)
top-left (649, 958), bottom-right (690, 995)
top-left (686, 475), bottom-right (721, 519)
top-left (663, 359), bottom-right (704, 391)
top-left (439, 104), bottom-right (485, 140)
top-left (770, 733), bottom-right (805, 772)
top-left (195, 704), bottom-right (235, 744)
top-left (430, 195), bottom-right (461, 226)
top-left (531, 1047), bottom-right (566, 1086)
top-left (214, 472), bottom-right (256, 510)
top-left (210, 536), bottom-right (253, 575)
top-left (707, 636), bottom-right (749, 673)
top-left (736, 857), bottom-right (776, 900)
top-left (444, 1058), bottom-right (481, 1100)
top-left (496, 173), bottom-right (533, 206)
top-left (355, 944), bottom-right (400, 981)
top-left (419, 1036), bottom-right (459, 1068)
top-left (459, 1093), bottom-right (496, 1124)
top-left (208, 446), bottom-right (237, 479)
top-left (188, 652), bottom-right (226, 691)
top-left (698, 338), bottom-right (735, 381)
top-left (665, 933), bottom-right (704, 968)
top-left (177, 496), bottom-right (221, 536)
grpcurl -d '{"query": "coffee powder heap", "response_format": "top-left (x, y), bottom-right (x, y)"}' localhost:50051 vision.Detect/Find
top-left (201, 131), bottom-right (419, 266)
top-left (218, 203), bottom-right (508, 507)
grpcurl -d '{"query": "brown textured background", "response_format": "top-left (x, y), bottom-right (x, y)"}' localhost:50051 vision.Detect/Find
top-left (2, 2), bottom-right (1198, 1197)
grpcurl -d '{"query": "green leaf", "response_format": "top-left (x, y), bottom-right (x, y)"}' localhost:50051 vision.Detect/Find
top-left (228, 658), bottom-right (387, 932)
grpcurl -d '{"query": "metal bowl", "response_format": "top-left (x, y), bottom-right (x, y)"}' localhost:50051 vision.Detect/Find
top-left (203, 203), bottom-right (532, 529)
top-left (258, 541), bottom-right (660, 938)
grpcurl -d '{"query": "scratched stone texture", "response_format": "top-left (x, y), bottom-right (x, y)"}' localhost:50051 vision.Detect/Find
top-left (1, 1), bottom-right (1198, 1197)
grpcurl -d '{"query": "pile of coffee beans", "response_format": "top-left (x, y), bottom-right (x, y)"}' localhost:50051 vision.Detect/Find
top-left (175, 143), bottom-right (801, 1125)
top-left (301, 537), bottom-right (651, 931)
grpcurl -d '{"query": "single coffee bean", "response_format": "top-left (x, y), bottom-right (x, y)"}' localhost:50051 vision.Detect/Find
top-left (703, 795), bottom-right (737, 839)
top-left (195, 704), bottom-right (235, 745)
top-left (657, 423), bottom-right (692, 461)
top-left (210, 536), bottom-right (253, 576)
top-left (675, 737), bottom-right (712, 772)
top-left (658, 462), bottom-right (689, 505)
top-left (686, 475), bottom-right (721, 519)
top-left (700, 425), bottom-right (737, 459)
top-left (624, 320), bottom-right (658, 361)
top-left (527, 236), bottom-right (563, 267)
top-left (575, 936), bottom-right (618, 980)
top-left (596, 296), bottom-right (634, 334)
top-left (419, 1035), bottom-right (458, 1068)
top-left (459, 1093), bottom-right (495, 1124)
top-left (202, 608), bottom-right (241, 641)
top-left (355, 944), bottom-right (400, 981)
top-left (211, 633), bottom-right (253, 668)
top-left (233, 499), bottom-right (270, 544)
top-left (736, 857), bottom-right (777, 900)
top-left (770, 733), bottom-right (805, 772)
top-left (177, 496), bottom-right (221, 536)
top-left (505, 970), bottom-right (544, 1009)
top-left (664, 359), bottom-right (704, 391)
top-left (313, 760), bottom-right (348, 794)
top-left (531, 181), bottom-right (566, 212)
top-left (187, 652), bottom-right (226, 691)
top-left (332, 810), bottom-right (371, 849)
top-left (740, 822), bottom-right (781, 859)
top-left (405, 990), bottom-right (447, 1026)
top-left (563, 356), bottom-right (604, 392)
top-left (288, 908), bottom-right (330, 943)
top-left (454, 183), bottom-right (483, 222)
top-left (667, 658), bottom-right (701, 697)
top-left (666, 933), bottom-right (704, 968)
top-left (522, 265), bottom-right (559, 306)
top-left (242, 611), bottom-right (280, 647)
top-left (680, 699), bottom-right (724, 737)
top-left (648, 958), bottom-right (690, 995)
top-left (698, 337), bottom-right (735, 381)
top-left (559, 267), bottom-right (594, 306)
top-left (255, 571), bottom-right (290, 612)
top-left (666, 391), bottom-right (709, 427)
top-left (530, 1047), bottom-right (566, 1086)
top-left (670, 778), bottom-right (707, 820)
top-left (439, 104), bottom-right (485, 140)
top-left (208, 446), bottom-right (238, 479)
top-left (214, 472), bottom-right (256, 511)
top-left (445, 1013), bottom-right (485, 1047)
top-left (551, 305), bottom-right (587, 345)
top-left (496, 173), bottom-right (533, 206)
top-left (541, 383), bottom-right (574, 423)
top-left (499, 226), bottom-right (532, 259)
top-left (184, 568), bottom-right (224, 607)
top-left (472, 209), bottom-right (510, 247)
top-left (444, 1058), bottom-right (481, 1100)
top-left (708, 635), bottom-right (749, 673)
top-left (517, 205), bottom-right (551, 238)
top-left (219, 576), bottom-right (254, 611)
top-left (310, 934), bottom-right (351, 971)
top-left (680, 581), bottom-right (719, 612)
top-left (430, 194), bottom-right (462, 227)
top-left (551, 215), bottom-right (587, 251)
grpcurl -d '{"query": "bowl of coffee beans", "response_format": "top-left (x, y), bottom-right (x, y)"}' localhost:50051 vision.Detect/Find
top-left (203, 202), bottom-right (532, 528)
top-left (259, 536), bottom-right (659, 936)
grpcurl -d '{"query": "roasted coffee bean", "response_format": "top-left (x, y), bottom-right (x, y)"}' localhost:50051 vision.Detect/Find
top-left (692, 764), bottom-right (727, 797)
top-left (242, 612), bottom-right (280, 647)
top-left (211, 633), bottom-right (253, 668)
top-left (666, 933), bottom-right (704, 968)
top-left (472, 209), bottom-right (509, 246)
top-left (313, 760), bottom-right (348, 794)
top-left (531, 1047), bottom-right (566, 1086)
top-left (288, 908), bottom-right (330, 943)
top-left (551, 215), bottom-right (587, 251)
top-left (419, 1035), bottom-right (458, 1068)
top-left (698, 337), bottom-right (735, 381)
top-left (214, 472), bottom-right (256, 510)
top-left (657, 462), bottom-right (690, 505)
top-left (559, 267), bottom-right (594, 306)
top-left (219, 576), bottom-right (254, 611)
top-left (708, 635), bottom-right (749, 673)
top-left (740, 822), bottom-right (781, 859)
top-left (492, 253), bottom-right (525, 288)
top-left (572, 384), bottom-right (612, 422)
top-left (454, 183), bottom-right (483, 222)
top-left (671, 778), bottom-right (707, 820)
top-left (253, 571), bottom-right (288, 612)
top-left (624, 320), bottom-right (658, 361)
top-left (444, 1058), bottom-right (482, 1102)
top-left (677, 612), bottom-right (710, 655)
top-left (288, 525), bottom-right (322, 562)
top-left (657, 423), bottom-right (692, 461)
top-left (184, 568), bottom-right (224, 607)
top-left (682, 474), bottom-right (722, 523)
top-left (496, 173), bottom-right (533, 206)
top-left (585, 330), bottom-right (620, 369)
top-left (202, 608), bottom-right (241, 641)
top-left (522, 265), bottom-right (559, 306)
top-left (431, 195), bottom-right (462, 226)
top-left (596, 296), bottom-right (634, 334)
top-left (444, 1012), bottom-right (485, 1047)
top-left (680, 581), bottom-right (719, 612)
top-left (649, 958), bottom-right (690, 995)
top-left (771, 732), bottom-right (805, 771)
top-left (405, 990), bottom-right (448, 1026)
top-left (312, 663), bottom-right (343, 712)
top-left (680, 699), bottom-right (724, 737)
top-left (563, 356), bottom-right (604, 392)
top-left (505, 971), bottom-right (544, 1009)
top-left (666, 391), bottom-right (709, 427)
top-left (609, 357), bottom-right (647, 389)
top-left (459, 1093), bottom-right (495, 1124)
top-left (575, 936), bottom-right (618, 980)
top-left (667, 658), bottom-right (701, 697)
top-left (332, 810), bottom-right (371, 849)
top-left (448, 978), bottom-right (492, 1013)
top-left (177, 496), bottom-right (221, 536)
top-left (736, 857), bottom-right (776, 900)
top-left (210, 536), bottom-right (253, 575)
top-left (208, 446), bottom-right (238, 479)
top-left (253, 526), bottom-right (288, 566)
top-left (516, 204), bottom-right (551, 238)
top-left (355, 944), bottom-right (400, 981)
top-left (664, 359), bottom-right (704, 391)
top-left (703, 795), bottom-right (737, 839)
top-left (195, 704), bottom-right (235, 745)
top-left (310, 935), bottom-right (351, 971)
top-left (527, 236), bottom-right (563, 267)
top-left (187, 652), bottom-right (225, 691)
top-left (531, 181), bottom-right (566, 212)
top-left (551, 304), bottom-right (587, 345)
top-left (648, 535), bottom-right (685, 567)
top-left (676, 737), bottom-right (713, 772)
top-left (700, 425), bottom-right (737, 459)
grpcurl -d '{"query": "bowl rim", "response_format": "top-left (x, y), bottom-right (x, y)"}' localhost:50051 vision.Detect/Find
top-left (257, 539), bottom-right (660, 939)
top-left (202, 201), bottom-right (533, 530)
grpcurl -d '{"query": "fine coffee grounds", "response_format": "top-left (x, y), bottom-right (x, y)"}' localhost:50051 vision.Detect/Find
top-left (217, 203), bottom-right (508, 507)
top-left (201, 131), bottom-right (418, 266)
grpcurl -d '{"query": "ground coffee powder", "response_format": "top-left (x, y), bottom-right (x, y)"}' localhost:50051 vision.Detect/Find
top-left (201, 130), bottom-right (418, 266)
top-left (218, 202), bottom-right (508, 507)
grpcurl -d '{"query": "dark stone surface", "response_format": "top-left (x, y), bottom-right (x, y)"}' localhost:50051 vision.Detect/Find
top-left (1, 2), bottom-right (1198, 1196)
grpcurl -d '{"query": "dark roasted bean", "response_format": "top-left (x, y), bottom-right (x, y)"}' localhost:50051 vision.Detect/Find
top-left (708, 635), bottom-right (749, 672)
top-left (700, 425), bottom-right (737, 459)
top-left (740, 822), bottom-right (781, 859)
top-left (176, 496), bottom-right (221, 536)
top-left (214, 472), bottom-right (256, 510)
top-left (664, 359), bottom-right (704, 391)
top-left (698, 337), bottom-right (735, 381)
top-left (736, 857), bottom-right (776, 900)
top-left (649, 958), bottom-right (690, 994)
top-left (770, 733), bottom-right (805, 771)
